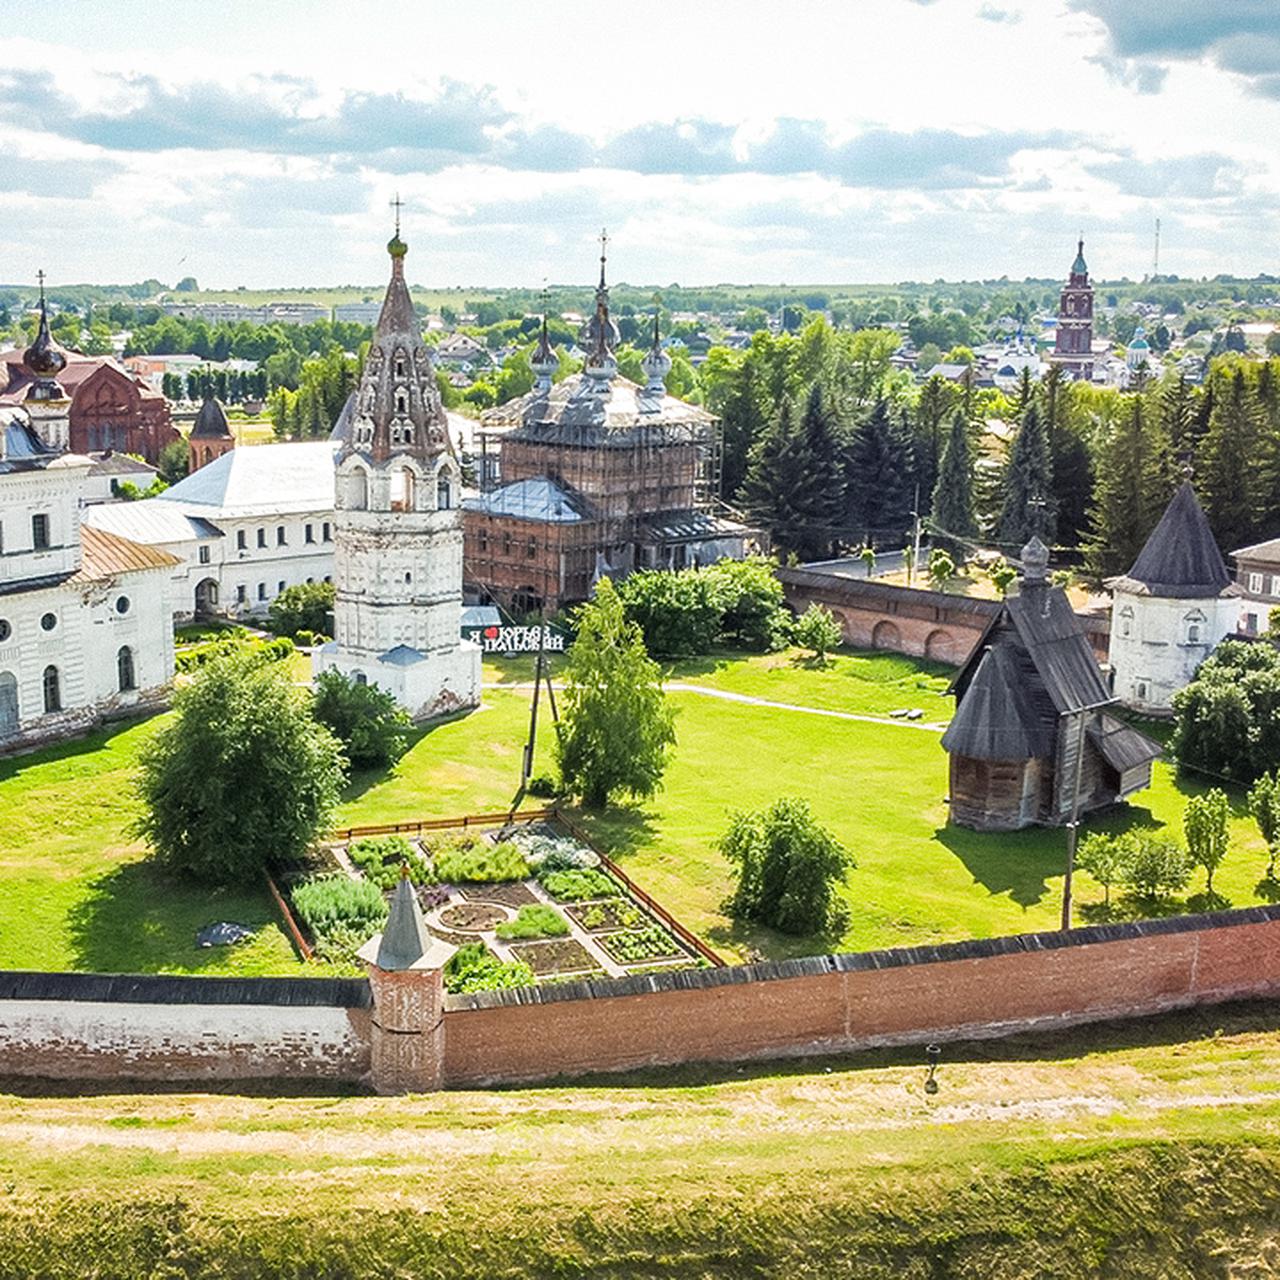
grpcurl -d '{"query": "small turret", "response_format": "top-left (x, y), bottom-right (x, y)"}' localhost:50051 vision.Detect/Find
top-left (530, 312), bottom-right (557, 393)
top-left (23, 270), bottom-right (69, 402)
top-left (640, 310), bottom-right (671, 398)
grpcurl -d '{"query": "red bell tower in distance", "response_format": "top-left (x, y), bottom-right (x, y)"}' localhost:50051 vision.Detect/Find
top-left (1053, 237), bottom-right (1094, 379)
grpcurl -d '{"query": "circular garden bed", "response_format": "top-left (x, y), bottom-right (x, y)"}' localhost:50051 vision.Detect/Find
top-left (438, 903), bottom-right (509, 932)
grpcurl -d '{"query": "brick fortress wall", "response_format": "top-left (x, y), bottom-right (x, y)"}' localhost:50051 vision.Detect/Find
top-left (4, 908), bottom-right (1280, 1089)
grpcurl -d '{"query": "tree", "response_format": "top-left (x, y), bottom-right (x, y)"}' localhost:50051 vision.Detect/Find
top-left (844, 398), bottom-right (914, 546)
top-left (997, 403), bottom-right (1054, 548)
top-left (702, 557), bottom-right (790, 651)
top-left (618, 569), bottom-right (723, 657)
top-left (157, 439), bottom-right (189, 485)
top-left (1184, 788), bottom-right (1230, 898)
top-left (929, 410), bottom-right (977, 561)
top-left (556, 578), bottom-right (676, 808)
top-left (912, 373), bottom-right (958, 508)
top-left (1120, 835), bottom-right (1191, 906)
top-left (267, 581), bottom-right (335, 639)
top-left (135, 651), bottom-right (345, 884)
top-left (926, 547), bottom-right (955, 590)
top-left (720, 797), bottom-right (854, 936)
top-left (792, 604), bottom-right (842, 664)
top-left (1249, 771), bottom-right (1280, 877)
top-left (312, 670), bottom-right (411, 770)
top-left (1198, 367), bottom-right (1260, 552)
top-left (1077, 833), bottom-right (1128, 910)
top-left (741, 398), bottom-right (811, 557)
top-left (175, 276), bottom-right (199, 293)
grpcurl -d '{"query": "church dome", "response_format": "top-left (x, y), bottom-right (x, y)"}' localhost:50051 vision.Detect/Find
top-left (23, 298), bottom-right (67, 378)
top-left (1071, 238), bottom-right (1088, 276)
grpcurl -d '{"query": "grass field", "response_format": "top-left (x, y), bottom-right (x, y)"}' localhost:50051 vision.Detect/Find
top-left (0, 647), bottom-right (1272, 974)
top-left (3, 1002), bottom-right (1280, 1277)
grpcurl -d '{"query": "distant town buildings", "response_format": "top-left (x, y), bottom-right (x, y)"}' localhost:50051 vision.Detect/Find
top-left (160, 300), bottom-right (330, 326)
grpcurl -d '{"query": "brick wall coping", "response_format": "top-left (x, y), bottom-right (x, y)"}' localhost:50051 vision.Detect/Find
top-left (446, 903), bottom-right (1280, 1011)
top-left (0, 970), bottom-right (373, 1009)
top-left (776, 567), bottom-right (999, 616)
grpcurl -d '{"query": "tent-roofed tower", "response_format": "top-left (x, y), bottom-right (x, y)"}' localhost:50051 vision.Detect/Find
top-left (313, 220), bottom-right (480, 720)
top-left (1108, 480), bottom-right (1241, 714)
top-left (187, 391), bottom-right (235, 473)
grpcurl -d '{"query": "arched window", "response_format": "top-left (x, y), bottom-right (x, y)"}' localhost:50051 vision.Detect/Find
top-left (117, 646), bottom-right (136, 692)
top-left (1118, 605), bottom-right (1134, 639)
top-left (348, 468), bottom-right (368, 510)
top-left (354, 671), bottom-right (368, 686)
top-left (0, 671), bottom-right (17, 735)
top-left (1183, 609), bottom-right (1206, 645)
top-left (42, 665), bottom-right (60, 714)
top-left (396, 391), bottom-right (407, 414)
top-left (390, 468), bottom-right (414, 512)
top-left (437, 475), bottom-right (452, 511)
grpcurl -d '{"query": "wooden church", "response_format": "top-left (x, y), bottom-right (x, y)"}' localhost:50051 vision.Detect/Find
top-left (941, 538), bottom-right (1161, 832)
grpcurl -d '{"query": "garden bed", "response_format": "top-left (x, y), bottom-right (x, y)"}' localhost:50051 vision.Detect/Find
top-left (459, 881), bottom-right (538, 907)
top-left (597, 926), bottom-right (689, 966)
top-left (566, 898), bottom-right (646, 933)
top-left (508, 938), bottom-right (601, 976)
top-left (439, 903), bottom-right (509, 932)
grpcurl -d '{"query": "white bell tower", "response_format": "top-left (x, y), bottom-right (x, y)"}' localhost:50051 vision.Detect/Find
top-left (313, 215), bottom-right (480, 719)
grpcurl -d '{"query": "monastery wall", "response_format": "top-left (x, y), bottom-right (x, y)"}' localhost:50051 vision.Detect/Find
top-left (5, 907), bottom-right (1280, 1090)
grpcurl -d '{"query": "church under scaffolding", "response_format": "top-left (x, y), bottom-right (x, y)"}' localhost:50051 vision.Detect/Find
top-left (462, 241), bottom-right (757, 617)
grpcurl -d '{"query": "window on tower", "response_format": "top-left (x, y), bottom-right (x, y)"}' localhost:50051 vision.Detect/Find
top-left (437, 476), bottom-right (452, 510)
top-left (390, 469), bottom-right (414, 512)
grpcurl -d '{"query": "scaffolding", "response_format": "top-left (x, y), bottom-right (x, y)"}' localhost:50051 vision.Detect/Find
top-left (464, 381), bottom-right (738, 619)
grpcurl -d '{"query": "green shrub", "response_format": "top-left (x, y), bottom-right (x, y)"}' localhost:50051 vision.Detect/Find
top-left (494, 904), bottom-right (570, 940)
top-left (268, 581), bottom-right (335, 640)
top-left (539, 867), bottom-right (618, 901)
top-left (1121, 835), bottom-right (1191, 905)
top-left (291, 874), bottom-right (387, 947)
top-left (526, 772), bottom-right (559, 798)
top-left (435, 840), bottom-right (530, 883)
top-left (174, 633), bottom-right (294, 674)
top-left (346, 835), bottom-right (432, 889)
top-left (443, 942), bottom-right (535, 993)
top-left (576, 898), bottom-right (644, 930)
top-left (312, 670), bottom-right (411, 770)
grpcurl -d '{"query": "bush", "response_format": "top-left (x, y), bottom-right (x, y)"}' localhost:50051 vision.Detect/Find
top-left (312, 670), bottom-right (411, 770)
top-left (494, 905), bottom-right (570, 940)
top-left (539, 867), bottom-right (618, 901)
top-left (1076, 832), bottom-right (1128, 908)
top-left (618, 569), bottom-right (724, 656)
top-left (703, 557), bottom-right (790, 651)
top-left (291, 874), bottom-right (388, 960)
top-left (720, 797), bottom-right (854, 936)
top-left (526, 772), bottom-right (559, 798)
top-left (514, 831), bottom-right (600, 870)
top-left (174, 633), bottom-right (294, 674)
top-left (268, 581), bottom-right (335, 640)
top-left (434, 840), bottom-right (530, 883)
top-left (346, 835), bottom-right (432, 889)
top-left (792, 603), bottom-right (842, 662)
top-left (443, 942), bottom-right (535, 993)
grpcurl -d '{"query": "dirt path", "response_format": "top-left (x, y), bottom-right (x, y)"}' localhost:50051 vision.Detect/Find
top-left (495, 680), bottom-right (948, 732)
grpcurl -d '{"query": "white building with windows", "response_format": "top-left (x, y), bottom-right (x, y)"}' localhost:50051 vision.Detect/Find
top-left (313, 225), bottom-right (480, 720)
top-left (0, 407), bottom-right (176, 751)
top-left (1107, 481), bottom-right (1242, 714)
top-left (82, 441), bottom-right (338, 620)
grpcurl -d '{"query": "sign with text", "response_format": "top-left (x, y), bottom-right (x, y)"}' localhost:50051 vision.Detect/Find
top-left (462, 624), bottom-right (567, 653)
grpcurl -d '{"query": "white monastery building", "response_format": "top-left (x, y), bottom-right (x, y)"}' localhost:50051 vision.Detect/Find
top-left (313, 224), bottom-right (480, 720)
top-left (84, 439), bottom-right (337, 620)
top-left (0, 301), bottom-right (175, 752)
top-left (1108, 481), bottom-right (1241, 714)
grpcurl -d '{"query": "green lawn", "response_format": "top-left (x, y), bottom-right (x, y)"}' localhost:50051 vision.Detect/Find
top-left (4, 1003), bottom-right (1280, 1276)
top-left (0, 647), bottom-right (1272, 973)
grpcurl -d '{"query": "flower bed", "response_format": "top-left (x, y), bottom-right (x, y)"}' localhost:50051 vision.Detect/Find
top-left (290, 874), bottom-right (387, 962)
top-left (566, 898), bottom-right (646, 933)
top-left (435, 839), bottom-right (530, 883)
top-left (346, 835), bottom-right (432, 890)
top-left (539, 868), bottom-right (619, 903)
top-left (439, 903), bottom-right (508, 932)
top-left (508, 938), bottom-right (600, 976)
top-left (597, 925), bottom-right (687, 966)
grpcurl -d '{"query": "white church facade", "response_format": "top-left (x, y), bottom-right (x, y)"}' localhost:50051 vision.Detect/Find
top-left (312, 224), bottom-right (480, 720)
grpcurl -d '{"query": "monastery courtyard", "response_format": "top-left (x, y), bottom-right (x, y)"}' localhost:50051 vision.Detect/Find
top-left (0, 646), bottom-right (1271, 978)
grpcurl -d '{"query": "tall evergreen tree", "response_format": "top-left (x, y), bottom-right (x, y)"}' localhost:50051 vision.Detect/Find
top-left (797, 381), bottom-right (847, 560)
top-left (1198, 367), bottom-right (1261, 552)
top-left (1039, 366), bottom-right (1092, 547)
top-left (911, 374), bottom-right (957, 514)
top-left (718, 360), bottom-right (768, 501)
top-left (742, 398), bottom-right (812, 558)
top-left (844, 398), bottom-right (914, 546)
top-left (997, 403), bottom-right (1055, 548)
top-left (930, 410), bottom-right (977, 561)
top-left (1159, 373), bottom-right (1197, 459)
top-left (1083, 395), bottom-right (1172, 580)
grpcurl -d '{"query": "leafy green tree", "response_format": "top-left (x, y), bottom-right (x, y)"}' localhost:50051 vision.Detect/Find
top-left (157, 439), bottom-right (190, 485)
top-left (844, 398), bottom-right (914, 546)
top-left (1184, 788), bottom-right (1230, 897)
top-left (720, 796), bottom-right (854, 936)
top-left (702, 557), bottom-right (790, 651)
top-left (1249, 771), bottom-right (1280, 877)
top-left (618, 569), bottom-right (723, 657)
top-left (1120, 835), bottom-right (1191, 906)
top-left (929, 410), bottom-right (977, 561)
top-left (135, 651), bottom-right (345, 884)
top-left (267, 581), bottom-right (335, 639)
top-left (557, 578), bottom-right (676, 808)
top-left (312, 670), bottom-right (411, 770)
top-left (1077, 833), bottom-right (1129, 910)
top-left (926, 547), bottom-right (956, 590)
top-left (792, 604), bottom-right (842, 664)
top-left (912, 373), bottom-right (958, 507)
top-left (997, 403), bottom-right (1054, 548)
top-left (988, 558), bottom-right (1017, 596)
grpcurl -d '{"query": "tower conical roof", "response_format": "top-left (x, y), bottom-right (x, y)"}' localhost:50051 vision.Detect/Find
top-left (190, 393), bottom-right (232, 439)
top-left (1119, 481), bottom-right (1232, 598)
top-left (1071, 238), bottom-right (1088, 276)
top-left (335, 229), bottom-right (449, 462)
top-left (23, 278), bottom-right (68, 379)
top-left (373, 871), bottom-right (432, 971)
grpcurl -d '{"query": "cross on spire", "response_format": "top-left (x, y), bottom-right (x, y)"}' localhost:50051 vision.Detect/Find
top-left (390, 192), bottom-right (404, 236)
top-left (598, 227), bottom-right (608, 289)
top-left (36, 269), bottom-right (45, 307)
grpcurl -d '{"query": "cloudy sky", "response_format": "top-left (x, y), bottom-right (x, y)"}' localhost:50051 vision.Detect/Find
top-left (2, 0), bottom-right (1278, 289)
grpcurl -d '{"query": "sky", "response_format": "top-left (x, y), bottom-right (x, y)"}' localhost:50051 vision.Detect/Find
top-left (2, 0), bottom-right (1279, 290)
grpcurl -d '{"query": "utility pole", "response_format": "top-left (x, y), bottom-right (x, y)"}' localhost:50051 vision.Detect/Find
top-left (1061, 696), bottom-right (1114, 930)
top-left (909, 483), bottom-right (922, 586)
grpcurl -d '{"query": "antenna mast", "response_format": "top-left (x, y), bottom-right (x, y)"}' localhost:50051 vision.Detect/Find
top-left (1152, 217), bottom-right (1161, 280)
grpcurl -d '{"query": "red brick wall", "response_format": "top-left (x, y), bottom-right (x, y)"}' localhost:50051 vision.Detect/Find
top-left (441, 913), bottom-right (1280, 1087)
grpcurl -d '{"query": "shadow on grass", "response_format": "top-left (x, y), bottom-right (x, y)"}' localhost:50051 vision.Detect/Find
top-left (339, 706), bottom-right (481, 804)
top-left (561, 802), bottom-right (659, 858)
top-left (1256, 875), bottom-right (1280, 904)
top-left (0, 710), bottom-right (164, 786)
top-left (66, 860), bottom-right (278, 974)
top-left (933, 824), bottom-right (1065, 908)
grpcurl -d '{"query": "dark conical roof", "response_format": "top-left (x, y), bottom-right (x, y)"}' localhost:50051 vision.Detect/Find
top-left (1071, 237), bottom-right (1087, 277)
top-left (190, 394), bottom-right (232, 439)
top-left (941, 644), bottom-right (1053, 761)
top-left (374, 872), bottom-right (432, 971)
top-left (23, 294), bottom-right (68, 378)
top-left (1118, 482), bottom-right (1232, 598)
